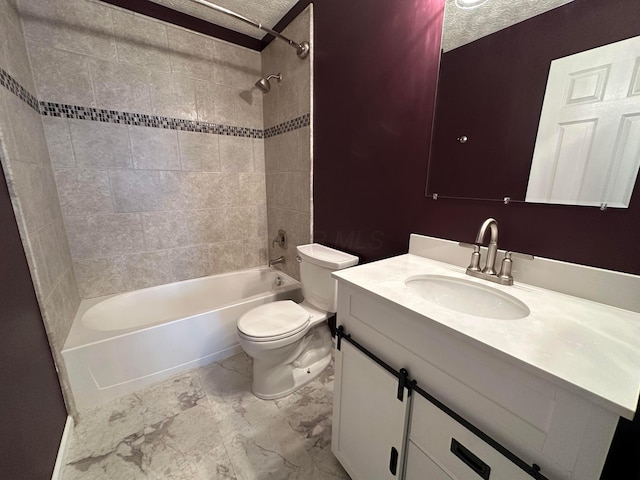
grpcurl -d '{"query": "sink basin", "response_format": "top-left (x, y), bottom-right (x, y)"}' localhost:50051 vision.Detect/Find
top-left (405, 275), bottom-right (530, 320)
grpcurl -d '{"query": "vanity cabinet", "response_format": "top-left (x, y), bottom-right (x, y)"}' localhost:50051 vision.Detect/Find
top-left (332, 341), bottom-right (411, 479)
top-left (331, 281), bottom-right (621, 480)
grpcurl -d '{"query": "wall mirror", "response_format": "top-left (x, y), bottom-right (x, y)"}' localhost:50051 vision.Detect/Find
top-left (426, 0), bottom-right (640, 208)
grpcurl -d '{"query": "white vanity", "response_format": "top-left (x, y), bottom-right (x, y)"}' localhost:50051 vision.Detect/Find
top-left (331, 234), bottom-right (640, 480)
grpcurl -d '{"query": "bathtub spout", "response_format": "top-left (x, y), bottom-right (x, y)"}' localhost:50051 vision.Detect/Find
top-left (269, 256), bottom-right (285, 267)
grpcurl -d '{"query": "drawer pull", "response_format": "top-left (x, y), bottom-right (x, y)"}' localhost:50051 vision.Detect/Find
top-left (389, 446), bottom-right (398, 475)
top-left (451, 438), bottom-right (491, 479)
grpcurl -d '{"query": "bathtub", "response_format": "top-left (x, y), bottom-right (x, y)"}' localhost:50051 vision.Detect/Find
top-left (62, 267), bottom-right (302, 411)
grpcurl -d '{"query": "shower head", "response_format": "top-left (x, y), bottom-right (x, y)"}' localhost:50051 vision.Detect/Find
top-left (255, 73), bottom-right (282, 93)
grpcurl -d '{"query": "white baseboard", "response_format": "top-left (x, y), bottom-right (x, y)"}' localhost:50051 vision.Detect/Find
top-left (51, 416), bottom-right (74, 480)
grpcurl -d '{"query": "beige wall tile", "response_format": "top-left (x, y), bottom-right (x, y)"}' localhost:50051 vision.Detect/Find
top-left (149, 71), bottom-right (197, 120)
top-left (27, 43), bottom-right (96, 106)
top-left (267, 207), bottom-right (311, 280)
top-left (236, 89), bottom-right (263, 130)
top-left (209, 236), bottom-right (267, 274)
top-left (55, 168), bottom-right (113, 216)
top-left (169, 245), bottom-right (212, 282)
top-left (186, 208), bottom-right (226, 244)
top-left (212, 41), bottom-right (261, 89)
top-left (42, 117), bottom-right (76, 168)
top-left (74, 256), bottom-right (127, 298)
top-left (43, 267), bottom-right (79, 350)
top-left (69, 120), bottom-right (132, 169)
top-left (38, 221), bottom-right (69, 290)
top-left (65, 213), bottom-right (145, 260)
top-left (28, 227), bottom-right (54, 299)
top-left (109, 170), bottom-right (163, 213)
top-left (167, 27), bottom-right (215, 81)
top-left (141, 211), bottom-right (189, 250)
top-left (2, 19), bottom-right (36, 93)
top-left (253, 139), bottom-right (265, 173)
top-left (177, 131), bottom-right (220, 171)
top-left (20, 0), bottom-right (117, 62)
top-left (111, 9), bottom-right (171, 71)
top-left (5, 93), bottom-right (49, 165)
top-left (10, 161), bottom-right (60, 233)
top-left (239, 173), bottom-right (266, 206)
top-left (130, 126), bottom-right (180, 170)
top-left (160, 171), bottom-right (229, 210)
top-left (90, 59), bottom-right (152, 114)
top-left (224, 206), bottom-right (258, 241)
top-left (265, 130), bottom-right (299, 173)
top-left (123, 251), bottom-right (172, 291)
top-left (0, 0), bottom-right (20, 29)
top-left (195, 80), bottom-right (237, 125)
top-left (219, 136), bottom-right (254, 172)
top-left (0, 91), bottom-right (18, 162)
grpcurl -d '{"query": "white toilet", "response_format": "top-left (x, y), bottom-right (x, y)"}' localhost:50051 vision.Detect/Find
top-left (237, 243), bottom-right (358, 399)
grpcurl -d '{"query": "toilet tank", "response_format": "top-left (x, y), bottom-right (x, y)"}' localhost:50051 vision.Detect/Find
top-left (297, 244), bottom-right (359, 313)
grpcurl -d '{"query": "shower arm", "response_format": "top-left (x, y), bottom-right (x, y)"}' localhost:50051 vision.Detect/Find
top-left (188, 0), bottom-right (310, 58)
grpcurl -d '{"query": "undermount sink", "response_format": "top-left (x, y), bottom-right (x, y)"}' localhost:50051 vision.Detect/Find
top-left (405, 274), bottom-right (530, 320)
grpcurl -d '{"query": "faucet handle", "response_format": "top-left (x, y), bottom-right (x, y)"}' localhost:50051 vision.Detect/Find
top-left (467, 244), bottom-right (481, 272)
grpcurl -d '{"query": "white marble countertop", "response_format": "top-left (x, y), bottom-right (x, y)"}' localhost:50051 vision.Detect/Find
top-left (333, 253), bottom-right (640, 419)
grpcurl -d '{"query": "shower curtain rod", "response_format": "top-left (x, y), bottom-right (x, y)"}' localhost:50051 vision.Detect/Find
top-left (188, 0), bottom-right (310, 58)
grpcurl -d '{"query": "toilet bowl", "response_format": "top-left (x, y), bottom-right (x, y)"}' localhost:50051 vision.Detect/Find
top-left (237, 244), bottom-right (358, 399)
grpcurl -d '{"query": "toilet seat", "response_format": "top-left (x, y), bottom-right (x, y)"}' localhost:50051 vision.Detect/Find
top-left (237, 300), bottom-right (310, 342)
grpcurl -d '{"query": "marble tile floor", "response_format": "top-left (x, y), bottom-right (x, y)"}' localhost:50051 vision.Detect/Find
top-left (62, 353), bottom-right (351, 480)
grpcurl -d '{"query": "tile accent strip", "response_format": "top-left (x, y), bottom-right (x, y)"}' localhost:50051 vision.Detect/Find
top-left (0, 68), bottom-right (40, 113)
top-left (1, 66), bottom-right (309, 139)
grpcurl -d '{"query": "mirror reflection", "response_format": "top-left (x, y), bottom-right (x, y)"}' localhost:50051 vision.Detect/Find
top-left (427, 0), bottom-right (640, 208)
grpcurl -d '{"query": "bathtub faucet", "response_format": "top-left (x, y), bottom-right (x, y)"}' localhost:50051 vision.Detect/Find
top-left (269, 256), bottom-right (285, 267)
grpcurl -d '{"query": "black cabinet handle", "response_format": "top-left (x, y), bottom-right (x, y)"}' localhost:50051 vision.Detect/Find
top-left (451, 438), bottom-right (491, 479)
top-left (389, 446), bottom-right (398, 475)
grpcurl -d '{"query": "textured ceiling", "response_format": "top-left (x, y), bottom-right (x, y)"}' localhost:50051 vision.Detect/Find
top-left (442, 0), bottom-right (575, 52)
top-left (147, 0), bottom-right (298, 39)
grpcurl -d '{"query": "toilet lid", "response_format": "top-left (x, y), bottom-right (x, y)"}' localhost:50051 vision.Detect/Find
top-left (237, 300), bottom-right (310, 339)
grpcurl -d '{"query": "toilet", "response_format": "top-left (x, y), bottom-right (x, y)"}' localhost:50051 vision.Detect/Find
top-left (237, 243), bottom-right (358, 399)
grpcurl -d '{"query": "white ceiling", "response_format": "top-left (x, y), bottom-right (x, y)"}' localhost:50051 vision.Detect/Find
top-left (147, 0), bottom-right (299, 39)
top-left (147, 0), bottom-right (576, 51)
top-left (442, 0), bottom-right (575, 52)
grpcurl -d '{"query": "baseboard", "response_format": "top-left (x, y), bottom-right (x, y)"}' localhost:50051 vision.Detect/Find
top-left (51, 416), bottom-right (73, 480)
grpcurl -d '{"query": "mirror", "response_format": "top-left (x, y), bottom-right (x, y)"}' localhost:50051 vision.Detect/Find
top-left (427, 0), bottom-right (640, 208)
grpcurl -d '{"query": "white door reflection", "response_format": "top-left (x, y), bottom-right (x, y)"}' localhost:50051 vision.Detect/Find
top-left (526, 35), bottom-right (640, 208)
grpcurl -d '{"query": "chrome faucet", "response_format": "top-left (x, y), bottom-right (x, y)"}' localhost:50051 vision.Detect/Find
top-left (269, 256), bottom-right (285, 267)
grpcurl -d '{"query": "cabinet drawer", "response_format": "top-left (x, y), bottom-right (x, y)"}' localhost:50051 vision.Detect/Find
top-left (410, 394), bottom-right (532, 480)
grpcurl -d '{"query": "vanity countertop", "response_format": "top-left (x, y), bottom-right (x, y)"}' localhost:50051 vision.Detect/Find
top-left (333, 253), bottom-right (640, 419)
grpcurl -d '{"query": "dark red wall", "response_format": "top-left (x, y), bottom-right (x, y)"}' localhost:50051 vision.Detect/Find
top-left (313, 0), bottom-right (640, 276)
top-left (0, 169), bottom-right (67, 478)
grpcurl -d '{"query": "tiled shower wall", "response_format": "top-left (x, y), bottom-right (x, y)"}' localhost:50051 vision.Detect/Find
top-left (263, 5), bottom-right (313, 279)
top-left (19, 0), bottom-right (269, 298)
top-left (0, 0), bottom-right (80, 410)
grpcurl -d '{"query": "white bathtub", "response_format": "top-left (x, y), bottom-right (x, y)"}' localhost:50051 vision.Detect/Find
top-left (62, 267), bottom-right (302, 411)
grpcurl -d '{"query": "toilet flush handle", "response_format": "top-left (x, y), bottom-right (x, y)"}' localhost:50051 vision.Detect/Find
top-left (296, 255), bottom-right (302, 263)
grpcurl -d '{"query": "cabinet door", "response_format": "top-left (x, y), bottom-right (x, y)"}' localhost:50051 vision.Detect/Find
top-left (332, 341), bottom-right (411, 480)
top-left (405, 441), bottom-right (455, 480)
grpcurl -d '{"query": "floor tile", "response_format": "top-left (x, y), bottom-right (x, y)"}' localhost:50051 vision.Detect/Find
top-left (62, 352), bottom-right (349, 480)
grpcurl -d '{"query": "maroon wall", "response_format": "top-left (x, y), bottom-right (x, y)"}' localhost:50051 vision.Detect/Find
top-left (313, 0), bottom-right (640, 276)
top-left (0, 168), bottom-right (67, 478)
top-left (313, 0), bottom-right (445, 262)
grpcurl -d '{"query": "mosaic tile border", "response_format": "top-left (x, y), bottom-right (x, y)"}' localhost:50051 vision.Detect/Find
top-left (1, 66), bottom-right (310, 139)
top-left (0, 68), bottom-right (40, 112)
